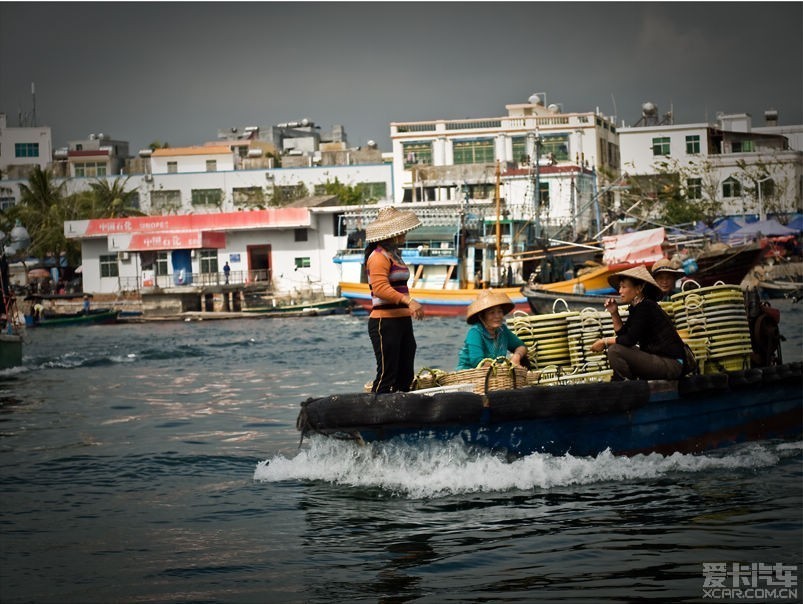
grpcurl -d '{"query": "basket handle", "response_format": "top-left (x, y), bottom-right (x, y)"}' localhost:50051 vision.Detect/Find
top-left (552, 298), bottom-right (570, 314)
top-left (681, 279), bottom-right (701, 291)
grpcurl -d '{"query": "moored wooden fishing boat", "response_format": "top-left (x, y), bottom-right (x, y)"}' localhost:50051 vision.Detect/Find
top-left (26, 308), bottom-right (120, 328)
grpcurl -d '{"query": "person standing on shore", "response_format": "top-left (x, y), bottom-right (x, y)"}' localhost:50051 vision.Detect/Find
top-left (364, 207), bottom-right (424, 393)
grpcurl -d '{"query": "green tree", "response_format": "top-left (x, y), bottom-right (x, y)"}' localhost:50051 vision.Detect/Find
top-left (319, 177), bottom-right (373, 205)
top-left (6, 166), bottom-right (81, 261)
top-left (86, 177), bottom-right (146, 218)
top-left (622, 158), bottom-right (722, 227)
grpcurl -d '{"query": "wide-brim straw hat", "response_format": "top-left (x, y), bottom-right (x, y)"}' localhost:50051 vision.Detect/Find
top-left (466, 289), bottom-right (515, 324)
top-left (651, 257), bottom-right (685, 276)
top-left (608, 265), bottom-right (662, 300)
top-left (365, 207), bottom-right (422, 243)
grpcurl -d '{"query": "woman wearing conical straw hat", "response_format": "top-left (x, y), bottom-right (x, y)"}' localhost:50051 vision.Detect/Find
top-left (590, 265), bottom-right (688, 380)
top-left (457, 289), bottom-right (529, 370)
top-left (363, 207), bottom-right (425, 393)
top-left (651, 257), bottom-right (685, 301)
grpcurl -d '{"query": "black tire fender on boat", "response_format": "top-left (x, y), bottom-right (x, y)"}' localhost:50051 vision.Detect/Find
top-left (485, 380), bottom-right (651, 422)
top-left (678, 372), bottom-right (729, 396)
top-left (297, 390), bottom-right (486, 432)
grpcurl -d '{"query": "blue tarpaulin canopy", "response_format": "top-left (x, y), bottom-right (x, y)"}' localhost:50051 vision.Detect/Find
top-left (787, 213), bottom-right (803, 232)
top-left (727, 218), bottom-right (799, 242)
top-left (713, 217), bottom-right (746, 237)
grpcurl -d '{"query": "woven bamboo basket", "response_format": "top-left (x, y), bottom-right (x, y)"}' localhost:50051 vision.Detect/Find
top-left (411, 367), bottom-right (447, 391)
top-left (439, 357), bottom-right (528, 394)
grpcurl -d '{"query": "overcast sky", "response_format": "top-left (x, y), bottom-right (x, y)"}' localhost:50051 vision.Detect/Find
top-left (1, 2), bottom-right (801, 153)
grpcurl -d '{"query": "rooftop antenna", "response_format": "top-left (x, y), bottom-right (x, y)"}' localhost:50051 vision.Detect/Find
top-left (31, 82), bottom-right (37, 127)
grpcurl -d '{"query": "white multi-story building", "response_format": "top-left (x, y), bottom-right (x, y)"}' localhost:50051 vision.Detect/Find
top-left (0, 113), bottom-right (53, 208)
top-left (389, 94), bottom-right (620, 239)
top-left (619, 105), bottom-right (803, 219)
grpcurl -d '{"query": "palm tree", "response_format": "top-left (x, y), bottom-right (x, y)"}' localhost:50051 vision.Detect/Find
top-left (9, 166), bottom-right (75, 260)
top-left (87, 177), bottom-right (145, 218)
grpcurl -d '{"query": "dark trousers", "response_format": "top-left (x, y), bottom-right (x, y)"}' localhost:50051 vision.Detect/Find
top-left (607, 343), bottom-right (683, 381)
top-left (368, 316), bottom-right (416, 393)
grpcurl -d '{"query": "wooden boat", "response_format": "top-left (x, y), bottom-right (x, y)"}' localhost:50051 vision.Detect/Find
top-left (523, 242), bottom-right (766, 314)
top-left (0, 333), bottom-right (23, 369)
top-left (758, 280), bottom-right (803, 301)
top-left (338, 281), bottom-right (528, 317)
top-left (296, 363), bottom-right (803, 457)
top-left (26, 308), bottom-right (119, 327)
top-left (242, 296), bottom-right (352, 317)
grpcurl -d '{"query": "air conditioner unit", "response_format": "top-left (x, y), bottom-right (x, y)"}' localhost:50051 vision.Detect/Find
top-left (119, 251), bottom-right (130, 261)
top-left (190, 250), bottom-right (197, 258)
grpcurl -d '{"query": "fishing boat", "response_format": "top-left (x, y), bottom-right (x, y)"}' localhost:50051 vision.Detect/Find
top-left (0, 333), bottom-right (23, 369)
top-left (26, 308), bottom-right (120, 328)
top-left (296, 363), bottom-right (802, 457)
top-left (523, 240), bottom-right (766, 314)
top-left (242, 296), bottom-right (353, 317)
top-left (296, 283), bottom-right (800, 457)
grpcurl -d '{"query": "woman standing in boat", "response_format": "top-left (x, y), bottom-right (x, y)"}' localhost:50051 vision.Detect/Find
top-left (457, 289), bottom-right (529, 370)
top-left (591, 265), bottom-right (686, 380)
top-left (364, 207), bottom-right (424, 393)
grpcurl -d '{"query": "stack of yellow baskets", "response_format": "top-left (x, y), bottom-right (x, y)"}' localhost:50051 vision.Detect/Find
top-left (669, 282), bottom-right (752, 373)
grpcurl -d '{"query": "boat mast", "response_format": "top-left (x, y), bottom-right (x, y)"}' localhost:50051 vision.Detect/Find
top-left (495, 160), bottom-right (502, 277)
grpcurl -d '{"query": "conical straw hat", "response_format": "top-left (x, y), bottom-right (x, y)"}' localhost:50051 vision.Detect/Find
top-left (365, 207), bottom-right (422, 243)
top-left (651, 258), bottom-right (685, 276)
top-left (608, 265), bottom-right (662, 300)
top-left (466, 289), bottom-right (515, 324)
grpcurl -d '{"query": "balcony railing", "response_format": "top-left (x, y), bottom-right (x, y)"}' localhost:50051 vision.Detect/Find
top-left (118, 269), bottom-right (272, 292)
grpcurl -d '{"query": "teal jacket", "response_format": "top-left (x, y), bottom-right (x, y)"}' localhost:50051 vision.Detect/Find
top-left (457, 323), bottom-right (525, 370)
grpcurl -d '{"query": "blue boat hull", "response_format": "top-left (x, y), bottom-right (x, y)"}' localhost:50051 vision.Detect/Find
top-left (297, 364), bottom-right (803, 457)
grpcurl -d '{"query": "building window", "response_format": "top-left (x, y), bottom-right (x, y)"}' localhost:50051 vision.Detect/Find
top-left (206, 159), bottom-right (217, 172)
top-left (732, 140), bottom-right (755, 153)
top-left (512, 136), bottom-right (529, 164)
top-left (294, 228), bottom-right (308, 242)
top-left (722, 176), bottom-right (741, 198)
top-left (294, 257), bottom-right (311, 269)
top-left (191, 188), bottom-right (223, 206)
top-left (233, 186), bottom-right (265, 206)
top-left (402, 142), bottom-right (433, 167)
top-left (155, 252), bottom-right (169, 276)
top-left (652, 137), bottom-right (670, 156)
top-left (100, 254), bottom-right (119, 278)
top-left (453, 139), bottom-right (495, 165)
top-left (167, 161), bottom-right (178, 174)
top-left (356, 182), bottom-right (387, 200)
top-left (537, 182), bottom-right (550, 207)
top-left (687, 178), bottom-right (702, 200)
top-left (0, 186), bottom-right (15, 210)
top-left (199, 249), bottom-right (218, 274)
top-left (541, 134), bottom-right (569, 161)
top-left (74, 162), bottom-right (107, 177)
top-left (14, 143), bottom-right (39, 158)
top-left (686, 135), bottom-right (701, 154)
top-left (151, 189), bottom-right (182, 212)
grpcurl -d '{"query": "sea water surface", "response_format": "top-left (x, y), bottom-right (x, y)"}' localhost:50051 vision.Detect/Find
top-left (1, 300), bottom-right (801, 603)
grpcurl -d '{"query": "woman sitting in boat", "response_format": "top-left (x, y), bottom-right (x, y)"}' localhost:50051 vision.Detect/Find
top-left (590, 265), bottom-right (687, 381)
top-left (457, 289), bottom-right (529, 370)
top-left (364, 207), bottom-right (425, 393)
top-left (651, 258), bottom-right (685, 300)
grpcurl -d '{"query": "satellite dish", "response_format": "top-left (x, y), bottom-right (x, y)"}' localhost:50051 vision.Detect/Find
top-left (367, 140), bottom-right (377, 148)
top-left (528, 93), bottom-right (543, 105)
top-left (641, 102), bottom-right (657, 116)
top-left (547, 103), bottom-right (560, 113)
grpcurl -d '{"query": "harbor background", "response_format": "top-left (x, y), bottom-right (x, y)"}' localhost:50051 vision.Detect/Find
top-left (1, 300), bottom-right (801, 603)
